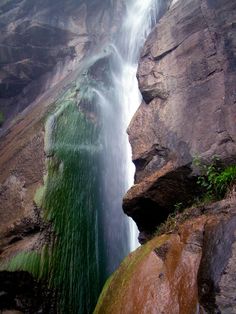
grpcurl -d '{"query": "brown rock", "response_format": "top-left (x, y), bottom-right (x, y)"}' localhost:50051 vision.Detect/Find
top-left (95, 197), bottom-right (236, 314)
top-left (0, 0), bottom-right (124, 126)
top-left (124, 0), bottom-right (236, 234)
top-left (0, 127), bottom-right (46, 261)
top-left (0, 271), bottom-right (53, 313)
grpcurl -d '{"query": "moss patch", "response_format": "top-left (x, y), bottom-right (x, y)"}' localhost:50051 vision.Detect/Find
top-left (0, 247), bottom-right (50, 280)
top-left (94, 234), bottom-right (169, 313)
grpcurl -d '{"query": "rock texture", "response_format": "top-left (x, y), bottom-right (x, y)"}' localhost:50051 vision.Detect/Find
top-left (95, 194), bottom-right (236, 314)
top-left (124, 0), bottom-right (236, 236)
top-left (0, 271), bottom-right (52, 313)
top-left (0, 0), bottom-right (123, 125)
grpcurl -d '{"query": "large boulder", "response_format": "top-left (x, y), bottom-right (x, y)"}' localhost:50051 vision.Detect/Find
top-left (96, 195), bottom-right (236, 313)
top-left (124, 0), bottom-right (236, 235)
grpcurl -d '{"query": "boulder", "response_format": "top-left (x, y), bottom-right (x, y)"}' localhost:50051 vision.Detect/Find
top-left (96, 195), bottom-right (236, 313)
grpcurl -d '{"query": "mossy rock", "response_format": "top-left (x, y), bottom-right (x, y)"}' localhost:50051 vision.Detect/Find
top-left (94, 234), bottom-right (169, 314)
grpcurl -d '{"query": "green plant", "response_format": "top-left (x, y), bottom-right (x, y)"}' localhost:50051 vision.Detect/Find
top-left (174, 202), bottom-right (184, 212)
top-left (193, 156), bottom-right (236, 200)
top-left (0, 111), bottom-right (4, 126)
top-left (214, 165), bottom-right (236, 196)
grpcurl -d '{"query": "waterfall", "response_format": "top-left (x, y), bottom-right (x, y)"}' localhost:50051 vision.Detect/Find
top-left (95, 0), bottom-right (163, 266)
top-left (4, 1), bottom-right (169, 313)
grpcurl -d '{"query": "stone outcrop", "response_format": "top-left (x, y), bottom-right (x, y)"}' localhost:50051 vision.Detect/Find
top-left (95, 193), bottom-right (236, 313)
top-left (124, 0), bottom-right (236, 236)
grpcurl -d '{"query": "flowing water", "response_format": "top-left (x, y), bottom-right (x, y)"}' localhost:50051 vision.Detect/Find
top-left (5, 0), bottom-right (169, 313)
top-left (95, 0), bottom-right (163, 264)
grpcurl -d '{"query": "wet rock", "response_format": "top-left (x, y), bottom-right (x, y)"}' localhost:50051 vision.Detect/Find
top-left (95, 197), bottom-right (236, 314)
top-left (94, 215), bottom-right (205, 314)
top-left (0, 130), bottom-right (47, 261)
top-left (124, 0), bottom-right (236, 234)
top-left (198, 212), bottom-right (236, 313)
top-left (0, 271), bottom-right (53, 313)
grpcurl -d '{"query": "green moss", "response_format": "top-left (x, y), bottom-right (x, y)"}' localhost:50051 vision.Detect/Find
top-left (0, 248), bottom-right (50, 280)
top-left (0, 81), bottom-right (103, 313)
top-left (34, 186), bottom-right (45, 208)
top-left (0, 53), bottom-right (131, 313)
top-left (41, 90), bottom-right (102, 312)
top-left (94, 235), bottom-right (169, 313)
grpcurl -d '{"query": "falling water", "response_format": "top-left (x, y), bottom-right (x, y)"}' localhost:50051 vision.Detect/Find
top-left (4, 1), bottom-right (170, 313)
top-left (95, 0), bottom-right (164, 263)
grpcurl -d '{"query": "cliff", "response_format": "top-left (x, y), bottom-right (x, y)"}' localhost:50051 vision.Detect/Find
top-left (0, 0), bottom-right (123, 125)
top-left (95, 0), bottom-right (236, 312)
top-left (124, 0), bottom-right (236, 239)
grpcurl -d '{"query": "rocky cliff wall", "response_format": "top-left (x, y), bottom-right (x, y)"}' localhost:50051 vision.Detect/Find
top-left (124, 0), bottom-right (236, 239)
top-left (0, 0), bottom-right (124, 126)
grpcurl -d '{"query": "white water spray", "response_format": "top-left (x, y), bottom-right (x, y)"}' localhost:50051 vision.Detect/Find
top-left (93, 1), bottom-right (166, 275)
top-left (117, 0), bottom-right (163, 250)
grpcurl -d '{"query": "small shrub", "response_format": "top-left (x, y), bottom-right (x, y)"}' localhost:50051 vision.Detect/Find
top-left (214, 165), bottom-right (236, 196)
top-left (174, 202), bottom-right (184, 212)
top-left (155, 212), bottom-right (178, 236)
top-left (0, 111), bottom-right (4, 126)
top-left (194, 156), bottom-right (236, 200)
top-left (155, 159), bottom-right (236, 237)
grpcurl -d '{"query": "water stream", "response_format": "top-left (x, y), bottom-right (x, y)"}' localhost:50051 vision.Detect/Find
top-left (95, 0), bottom-right (162, 261)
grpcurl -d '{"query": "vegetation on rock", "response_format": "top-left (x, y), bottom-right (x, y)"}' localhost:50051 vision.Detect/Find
top-left (194, 157), bottom-right (236, 200)
top-left (0, 84), bottom-right (102, 313)
top-left (155, 158), bottom-right (236, 237)
top-left (0, 111), bottom-right (4, 126)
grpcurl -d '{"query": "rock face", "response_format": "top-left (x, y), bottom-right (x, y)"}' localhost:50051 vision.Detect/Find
top-left (0, 271), bottom-right (52, 313)
top-left (95, 194), bottom-right (236, 314)
top-left (124, 0), bottom-right (236, 236)
top-left (0, 0), bottom-right (123, 125)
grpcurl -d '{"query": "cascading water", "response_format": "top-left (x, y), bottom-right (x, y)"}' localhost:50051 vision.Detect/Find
top-left (3, 0), bottom-right (169, 313)
top-left (95, 0), bottom-right (163, 262)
